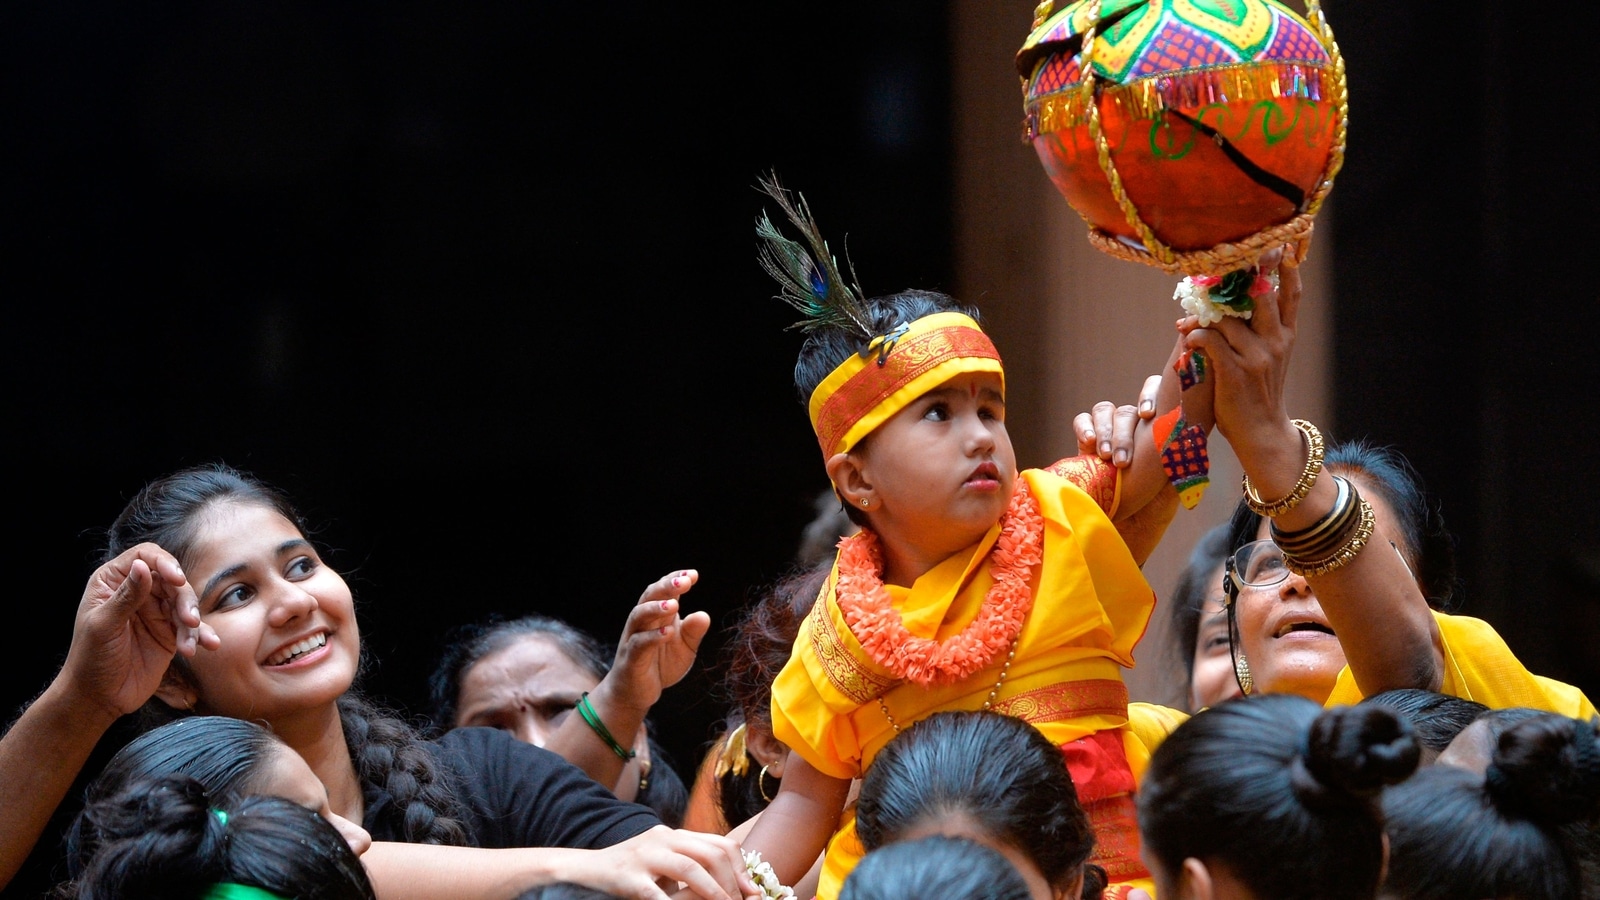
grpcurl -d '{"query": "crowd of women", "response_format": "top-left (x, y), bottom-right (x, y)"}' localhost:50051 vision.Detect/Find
top-left (1, 225), bottom-right (1595, 900)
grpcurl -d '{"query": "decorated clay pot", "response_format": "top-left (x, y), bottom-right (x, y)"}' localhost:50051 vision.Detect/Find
top-left (1017, 0), bottom-right (1343, 267)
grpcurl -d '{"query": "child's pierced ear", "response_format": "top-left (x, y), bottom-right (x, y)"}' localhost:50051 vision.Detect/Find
top-left (823, 452), bottom-right (872, 509)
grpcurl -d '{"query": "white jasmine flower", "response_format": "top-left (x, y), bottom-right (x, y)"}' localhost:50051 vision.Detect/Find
top-left (743, 850), bottom-right (796, 900)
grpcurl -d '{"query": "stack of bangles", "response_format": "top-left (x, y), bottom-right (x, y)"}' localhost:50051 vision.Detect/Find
top-left (577, 693), bottom-right (636, 761)
top-left (1242, 420), bottom-right (1376, 577)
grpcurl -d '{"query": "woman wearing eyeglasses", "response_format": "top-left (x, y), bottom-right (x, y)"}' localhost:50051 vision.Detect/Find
top-left (1206, 433), bottom-right (1594, 717)
top-left (1182, 279), bottom-right (1595, 718)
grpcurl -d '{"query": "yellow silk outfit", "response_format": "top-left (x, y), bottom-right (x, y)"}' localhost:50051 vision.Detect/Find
top-left (771, 460), bottom-right (1158, 900)
top-left (1326, 610), bottom-right (1596, 717)
top-left (1122, 610), bottom-right (1598, 787)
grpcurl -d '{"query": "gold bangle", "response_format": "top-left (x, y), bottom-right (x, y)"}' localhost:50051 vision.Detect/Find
top-left (1283, 496), bottom-right (1375, 577)
top-left (1242, 419), bottom-right (1325, 518)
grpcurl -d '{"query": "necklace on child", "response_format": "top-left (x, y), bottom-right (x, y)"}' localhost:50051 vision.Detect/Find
top-left (835, 479), bottom-right (1044, 689)
top-left (878, 636), bottom-right (1019, 734)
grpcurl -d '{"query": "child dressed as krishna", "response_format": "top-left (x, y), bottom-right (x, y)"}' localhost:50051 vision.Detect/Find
top-left (733, 175), bottom-right (1288, 900)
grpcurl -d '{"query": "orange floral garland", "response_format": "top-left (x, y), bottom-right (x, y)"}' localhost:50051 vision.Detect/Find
top-left (834, 480), bottom-right (1044, 687)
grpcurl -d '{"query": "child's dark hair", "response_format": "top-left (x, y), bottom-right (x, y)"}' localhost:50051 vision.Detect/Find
top-left (839, 835), bottom-right (1034, 900)
top-left (516, 885), bottom-right (627, 900)
top-left (711, 561), bottom-right (829, 829)
top-left (1381, 712), bottom-right (1600, 900)
top-left (59, 773), bottom-right (374, 900)
top-left (792, 289), bottom-right (982, 406)
top-left (65, 717), bottom-right (284, 876)
top-left (1138, 694), bottom-right (1419, 900)
top-left (103, 462), bottom-right (471, 846)
top-left (854, 709), bottom-right (1105, 899)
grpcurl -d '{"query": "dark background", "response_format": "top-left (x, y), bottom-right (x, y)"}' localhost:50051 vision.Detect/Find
top-left (4, 0), bottom-right (957, 813)
top-left (4, 3), bottom-right (1597, 890)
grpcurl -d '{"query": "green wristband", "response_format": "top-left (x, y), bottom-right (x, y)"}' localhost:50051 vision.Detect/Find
top-left (577, 692), bottom-right (636, 762)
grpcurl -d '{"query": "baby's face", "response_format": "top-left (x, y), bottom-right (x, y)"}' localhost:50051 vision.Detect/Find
top-left (852, 371), bottom-right (1017, 562)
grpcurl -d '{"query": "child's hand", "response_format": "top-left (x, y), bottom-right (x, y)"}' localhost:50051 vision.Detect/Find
top-left (1074, 374), bottom-right (1161, 467)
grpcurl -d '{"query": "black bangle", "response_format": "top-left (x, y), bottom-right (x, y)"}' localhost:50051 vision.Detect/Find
top-left (1272, 474), bottom-right (1358, 560)
top-left (577, 692), bottom-right (636, 761)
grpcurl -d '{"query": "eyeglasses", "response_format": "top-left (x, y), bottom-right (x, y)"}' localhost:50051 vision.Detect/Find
top-left (1225, 539), bottom-right (1291, 590)
top-left (1219, 545), bottom-right (1275, 696)
top-left (1223, 538), bottom-right (1415, 598)
top-left (1218, 538), bottom-right (1414, 697)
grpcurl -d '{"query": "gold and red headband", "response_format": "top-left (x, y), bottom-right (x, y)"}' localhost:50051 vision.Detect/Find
top-left (808, 312), bottom-right (1004, 457)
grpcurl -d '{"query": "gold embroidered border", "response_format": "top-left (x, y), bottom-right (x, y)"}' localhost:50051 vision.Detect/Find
top-left (988, 678), bottom-right (1129, 723)
top-left (1045, 456), bottom-right (1118, 516)
top-left (1085, 793), bottom-right (1151, 881)
top-left (813, 327), bottom-right (1000, 457)
top-left (808, 597), bottom-right (899, 705)
top-left (1025, 61), bottom-right (1330, 133)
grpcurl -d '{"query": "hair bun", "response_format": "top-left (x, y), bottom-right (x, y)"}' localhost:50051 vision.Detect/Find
top-left (1293, 705), bottom-right (1420, 808)
top-left (1485, 714), bottom-right (1600, 825)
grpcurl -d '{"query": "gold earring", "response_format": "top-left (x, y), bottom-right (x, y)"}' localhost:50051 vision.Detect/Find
top-left (757, 764), bottom-right (778, 803)
top-left (860, 498), bottom-right (870, 508)
top-left (1235, 651), bottom-right (1254, 695)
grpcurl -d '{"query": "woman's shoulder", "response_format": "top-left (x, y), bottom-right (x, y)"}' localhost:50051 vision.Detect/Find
top-left (430, 726), bottom-right (661, 850)
top-left (430, 726), bottom-right (586, 783)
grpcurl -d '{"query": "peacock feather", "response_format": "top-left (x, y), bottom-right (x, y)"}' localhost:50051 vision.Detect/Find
top-left (754, 172), bottom-right (872, 336)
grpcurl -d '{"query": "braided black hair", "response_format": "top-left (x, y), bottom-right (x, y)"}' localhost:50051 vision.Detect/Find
top-left (338, 693), bottom-right (470, 845)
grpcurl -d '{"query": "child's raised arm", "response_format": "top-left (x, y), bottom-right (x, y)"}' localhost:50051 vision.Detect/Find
top-left (1055, 314), bottom-right (1217, 567)
top-left (1060, 247), bottom-right (1297, 563)
top-left (1110, 319), bottom-right (1218, 523)
top-left (1098, 244), bottom-right (1303, 525)
top-left (738, 752), bottom-right (853, 893)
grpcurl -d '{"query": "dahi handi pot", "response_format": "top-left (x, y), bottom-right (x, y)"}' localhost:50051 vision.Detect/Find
top-left (1016, 0), bottom-right (1346, 274)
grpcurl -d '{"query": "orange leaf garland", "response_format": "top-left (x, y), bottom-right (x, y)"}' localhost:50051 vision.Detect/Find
top-left (835, 482), bottom-right (1043, 687)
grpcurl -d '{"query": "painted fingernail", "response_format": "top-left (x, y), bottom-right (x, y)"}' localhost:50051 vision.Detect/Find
top-left (661, 600), bottom-right (673, 610)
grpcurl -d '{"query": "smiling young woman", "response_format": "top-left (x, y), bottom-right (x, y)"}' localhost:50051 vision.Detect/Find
top-left (7, 463), bottom-right (759, 900)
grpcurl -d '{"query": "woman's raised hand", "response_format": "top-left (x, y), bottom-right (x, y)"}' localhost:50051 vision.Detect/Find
top-left (64, 542), bottom-right (219, 720)
top-left (609, 569), bottom-right (711, 712)
top-left (1179, 242), bottom-right (1302, 476)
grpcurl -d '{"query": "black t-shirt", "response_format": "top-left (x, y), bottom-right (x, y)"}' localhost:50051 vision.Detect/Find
top-left (365, 726), bottom-right (661, 849)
